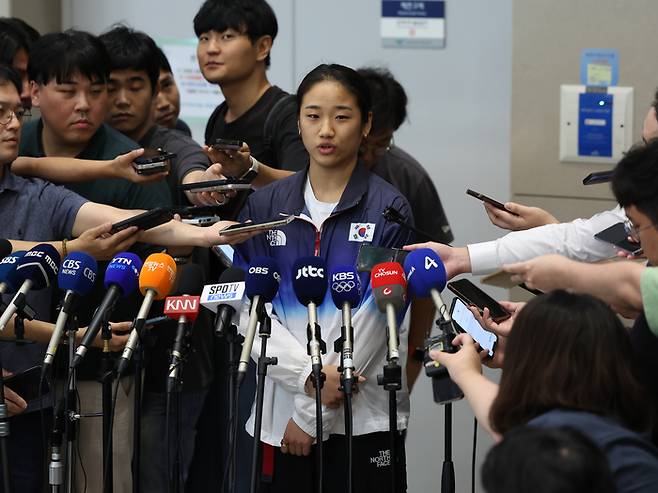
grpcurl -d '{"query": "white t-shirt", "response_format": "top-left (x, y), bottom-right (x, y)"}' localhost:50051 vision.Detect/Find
top-left (303, 177), bottom-right (338, 230)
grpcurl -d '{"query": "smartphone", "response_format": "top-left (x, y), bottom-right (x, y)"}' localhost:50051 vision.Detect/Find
top-left (178, 178), bottom-right (252, 193)
top-left (212, 138), bottom-right (243, 151)
top-left (212, 244), bottom-right (234, 267)
top-left (110, 208), bottom-right (174, 234)
top-left (582, 170), bottom-right (614, 185)
top-left (172, 205), bottom-right (223, 218)
top-left (450, 297), bottom-right (497, 357)
top-left (132, 149), bottom-right (175, 175)
top-left (356, 244), bottom-right (409, 272)
top-left (182, 216), bottom-right (222, 226)
top-left (218, 215), bottom-right (296, 237)
top-left (447, 278), bottom-right (511, 323)
top-left (466, 189), bottom-right (519, 217)
top-left (594, 222), bottom-right (643, 255)
top-left (4, 366), bottom-right (50, 402)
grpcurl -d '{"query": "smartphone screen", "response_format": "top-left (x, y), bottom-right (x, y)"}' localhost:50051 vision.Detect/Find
top-left (356, 245), bottom-right (409, 272)
top-left (447, 278), bottom-right (511, 322)
top-left (212, 244), bottom-right (234, 267)
top-left (450, 298), bottom-right (497, 357)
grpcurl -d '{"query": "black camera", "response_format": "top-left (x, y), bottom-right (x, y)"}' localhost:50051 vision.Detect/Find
top-left (424, 330), bottom-right (464, 405)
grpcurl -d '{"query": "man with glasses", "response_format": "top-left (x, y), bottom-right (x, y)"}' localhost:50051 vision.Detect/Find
top-left (406, 93), bottom-right (658, 279)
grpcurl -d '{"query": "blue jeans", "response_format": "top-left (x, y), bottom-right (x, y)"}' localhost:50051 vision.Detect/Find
top-left (139, 389), bottom-right (208, 493)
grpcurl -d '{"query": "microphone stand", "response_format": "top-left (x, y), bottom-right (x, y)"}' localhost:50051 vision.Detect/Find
top-left (249, 308), bottom-right (277, 493)
top-left (0, 346), bottom-right (12, 493)
top-left (215, 312), bottom-right (244, 493)
top-left (64, 316), bottom-right (80, 493)
top-left (306, 305), bottom-right (326, 493)
top-left (334, 305), bottom-right (355, 493)
top-left (377, 305), bottom-right (401, 492)
top-left (101, 319), bottom-right (114, 493)
top-left (129, 318), bottom-right (147, 493)
top-left (49, 400), bottom-right (64, 493)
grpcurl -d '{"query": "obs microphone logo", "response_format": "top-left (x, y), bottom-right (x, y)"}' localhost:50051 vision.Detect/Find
top-left (248, 266), bottom-right (281, 282)
top-left (295, 265), bottom-right (325, 280)
top-left (331, 271), bottom-right (355, 292)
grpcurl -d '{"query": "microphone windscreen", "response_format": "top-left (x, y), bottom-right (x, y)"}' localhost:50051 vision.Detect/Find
top-left (104, 252), bottom-right (142, 296)
top-left (329, 265), bottom-right (361, 309)
top-left (245, 256), bottom-right (280, 302)
top-left (0, 239), bottom-right (11, 259)
top-left (139, 253), bottom-right (177, 299)
top-left (0, 251), bottom-right (27, 293)
top-left (370, 262), bottom-right (406, 290)
top-left (16, 244), bottom-right (61, 289)
top-left (291, 256), bottom-right (328, 306)
top-left (373, 285), bottom-right (406, 313)
top-left (218, 267), bottom-right (246, 284)
top-left (403, 249), bottom-right (447, 298)
top-left (173, 263), bottom-right (204, 296)
top-left (59, 252), bottom-right (98, 296)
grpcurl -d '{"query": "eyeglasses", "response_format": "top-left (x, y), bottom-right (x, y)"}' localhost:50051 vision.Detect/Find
top-left (624, 220), bottom-right (656, 242)
top-left (0, 106), bottom-right (30, 126)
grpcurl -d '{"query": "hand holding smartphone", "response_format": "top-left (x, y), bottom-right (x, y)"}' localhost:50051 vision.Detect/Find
top-left (218, 215), bottom-right (295, 237)
top-left (132, 148), bottom-right (175, 175)
top-left (110, 208), bottom-right (174, 234)
top-left (450, 298), bottom-right (497, 357)
top-left (466, 189), bottom-right (519, 217)
top-left (212, 138), bottom-right (244, 151)
top-left (447, 278), bottom-right (511, 323)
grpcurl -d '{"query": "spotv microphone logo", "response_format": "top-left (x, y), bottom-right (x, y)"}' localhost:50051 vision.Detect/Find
top-left (295, 265), bottom-right (325, 280)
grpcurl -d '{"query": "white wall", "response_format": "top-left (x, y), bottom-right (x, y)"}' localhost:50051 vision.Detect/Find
top-left (63, 1), bottom-right (513, 490)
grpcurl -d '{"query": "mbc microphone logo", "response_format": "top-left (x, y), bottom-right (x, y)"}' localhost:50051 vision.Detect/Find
top-left (295, 265), bottom-right (325, 280)
top-left (24, 250), bottom-right (59, 273)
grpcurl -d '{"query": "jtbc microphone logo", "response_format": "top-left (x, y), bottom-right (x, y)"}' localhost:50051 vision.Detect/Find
top-left (249, 266), bottom-right (281, 282)
top-left (295, 265), bottom-right (325, 280)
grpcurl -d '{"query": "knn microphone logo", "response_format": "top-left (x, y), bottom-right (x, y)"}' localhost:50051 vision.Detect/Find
top-left (349, 223), bottom-right (375, 243)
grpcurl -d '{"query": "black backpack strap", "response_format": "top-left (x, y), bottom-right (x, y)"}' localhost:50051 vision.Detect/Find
top-left (262, 93), bottom-right (296, 154)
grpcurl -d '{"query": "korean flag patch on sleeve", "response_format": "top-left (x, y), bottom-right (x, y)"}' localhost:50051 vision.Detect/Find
top-left (349, 223), bottom-right (375, 242)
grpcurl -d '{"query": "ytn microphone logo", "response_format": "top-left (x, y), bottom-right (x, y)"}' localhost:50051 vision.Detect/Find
top-left (248, 266), bottom-right (281, 282)
top-left (295, 265), bottom-right (325, 280)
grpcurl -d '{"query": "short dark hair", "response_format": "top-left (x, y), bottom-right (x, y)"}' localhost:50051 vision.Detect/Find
top-left (357, 67), bottom-right (408, 134)
top-left (0, 19), bottom-right (29, 65)
top-left (0, 64), bottom-right (23, 96)
top-left (611, 139), bottom-right (658, 225)
top-left (99, 25), bottom-right (160, 92)
top-left (28, 30), bottom-right (110, 85)
top-left (490, 290), bottom-right (651, 435)
top-left (6, 18), bottom-right (39, 44)
top-left (154, 45), bottom-right (172, 74)
top-left (482, 426), bottom-right (615, 493)
top-left (296, 64), bottom-right (372, 124)
top-left (193, 0), bottom-right (278, 67)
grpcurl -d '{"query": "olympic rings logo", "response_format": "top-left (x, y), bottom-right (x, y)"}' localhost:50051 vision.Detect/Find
top-left (332, 280), bottom-right (356, 292)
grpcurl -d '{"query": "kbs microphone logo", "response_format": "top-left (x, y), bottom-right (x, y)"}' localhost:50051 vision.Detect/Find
top-left (331, 271), bottom-right (355, 292)
top-left (295, 265), bottom-right (325, 280)
top-left (248, 266), bottom-right (281, 282)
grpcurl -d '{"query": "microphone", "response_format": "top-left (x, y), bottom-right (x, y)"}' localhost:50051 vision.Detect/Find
top-left (403, 249), bottom-right (449, 322)
top-left (370, 262), bottom-right (407, 363)
top-left (43, 252), bottom-right (98, 373)
top-left (0, 251), bottom-right (27, 295)
top-left (164, 264), bottom-right (203, 392)
top-left (200, 267), bottom-right (246, 338)
top-left (116, 253), bottom-right (177, 375)
top-left (237, 257), bottom-right (281, 384)
top-left (329, 265), bottom-right (361, 393)
top-left (291, 257), bottom-right (328, 369)
top-left (403, 249), bottom-right (463, 404)
top-left (0, 244), bottom-right (60, 331)
top-left (0, 239), bottom-right (11, 260)
top-left (71, 252), bottom-right (142, 369)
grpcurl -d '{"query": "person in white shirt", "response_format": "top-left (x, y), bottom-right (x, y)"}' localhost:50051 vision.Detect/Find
top-left (407, 98), bottom-right (658, 279)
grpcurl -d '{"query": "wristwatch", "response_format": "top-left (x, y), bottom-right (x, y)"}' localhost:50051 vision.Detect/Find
top-left (240, 156), bottom-right (260, 183)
